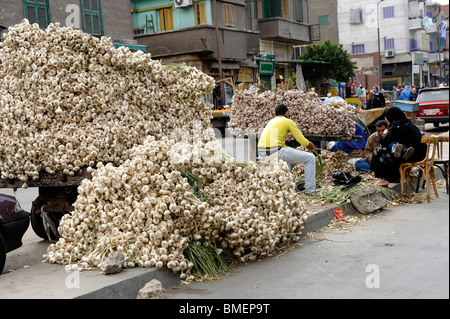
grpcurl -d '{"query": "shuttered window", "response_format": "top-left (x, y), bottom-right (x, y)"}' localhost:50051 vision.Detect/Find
top-left (383, 6), bottom-right (395, 19)
top-left (195, 1), bottom-right (207, 26)
top-left (81, 0), bottom-right (104, 36)
top-left (159, 8), bottom-right (174, 31)
top-left (224, 3), bottom-right (235, 27)
top-left (352, 44), bottom-right (365, 55)
top-left (385, 38), bottom-right (395, 50)
top-left (295, 0), bottom-right (303, 22)
top-left (23, 0), bottom-right (50, 29)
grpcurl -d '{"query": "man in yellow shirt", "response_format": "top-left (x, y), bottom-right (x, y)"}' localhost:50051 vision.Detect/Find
top-left (257, 104), bottom-right (317, 195)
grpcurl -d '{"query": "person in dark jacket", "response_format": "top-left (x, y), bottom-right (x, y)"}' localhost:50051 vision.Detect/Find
top-left (370, 106), bottom-right (426, 186)
top-left (366, 85), bottom-right (386, 110)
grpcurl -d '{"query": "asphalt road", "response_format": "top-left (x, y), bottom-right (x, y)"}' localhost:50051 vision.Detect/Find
top-left (165, 188), bottom-right (449, 299)
top-left (1, 123), bottom-right (448, 298)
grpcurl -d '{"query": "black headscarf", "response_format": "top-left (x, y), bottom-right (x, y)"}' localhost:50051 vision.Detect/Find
top-left (385, 106), bottom-right (407, 124)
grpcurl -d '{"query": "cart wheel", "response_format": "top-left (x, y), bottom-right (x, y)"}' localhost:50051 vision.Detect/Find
top-left (30, 198), bottom-right (59, 241)
top-left (0, 233), bottom-right (6, 275)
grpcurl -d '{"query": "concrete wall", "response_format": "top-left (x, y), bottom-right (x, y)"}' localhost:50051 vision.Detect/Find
top-left (308, 0), bottom-right (338, 45)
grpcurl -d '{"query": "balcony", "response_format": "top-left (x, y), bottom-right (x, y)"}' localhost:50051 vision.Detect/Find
top-left (425, 23), bottom-right (438, 34)
top-left (258, 17), bottom-right (311, 45)
top-left (134, 25), bottom-right (259, 61)
top-left (409, 18), bottom-right (424, 30)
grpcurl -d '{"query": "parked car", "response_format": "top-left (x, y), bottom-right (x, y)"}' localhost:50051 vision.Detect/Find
top-left (0, 193), bottom-right (30, 274)
top-left (416, 86), bottom-right (449, 127)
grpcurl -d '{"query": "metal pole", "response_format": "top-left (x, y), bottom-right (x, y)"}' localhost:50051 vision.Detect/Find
top-left (377, 0), bottom-right (384, 89)
top-left (213, 0), bottom-right (225, 109)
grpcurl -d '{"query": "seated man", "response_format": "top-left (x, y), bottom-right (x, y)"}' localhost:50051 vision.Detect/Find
top-left (257, 104), bottom-right (317, 195)
top-left (329, 123), bottom-right (368, 155)
top-left (354, 120), bottom-right (388, 172)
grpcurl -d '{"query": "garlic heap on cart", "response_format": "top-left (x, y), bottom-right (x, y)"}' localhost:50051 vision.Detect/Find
top-left (45, 136), bottom-right (307, 279)
top-left (228, 86), bottom-right (356, 137)
top-left (0, 20), bottom-right (308, 278)
top-left (0, 20), bottom-right (214, 184)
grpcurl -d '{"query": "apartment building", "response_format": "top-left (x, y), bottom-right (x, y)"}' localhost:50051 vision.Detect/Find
top-left (131, 0), bottom-right (314, 102)
top-left (0, 0), bottom-right (135, 46)
top-left (338, 0), bottom-right (446, 90)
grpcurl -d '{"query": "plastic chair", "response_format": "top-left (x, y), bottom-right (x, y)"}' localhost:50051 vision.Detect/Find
top-left (433, 136), bottom-right (449, 194)
top-left (399, 135), bottom-right (438, 203)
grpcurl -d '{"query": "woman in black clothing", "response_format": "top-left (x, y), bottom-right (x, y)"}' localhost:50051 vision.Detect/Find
top-left (366, 85), bottom-right (386, 110)
top-left (370, 107), bottom-right (427, 187)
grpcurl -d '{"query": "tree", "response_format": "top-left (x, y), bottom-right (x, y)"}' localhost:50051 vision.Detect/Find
top-left (298, 39), bottom-right (357, 89)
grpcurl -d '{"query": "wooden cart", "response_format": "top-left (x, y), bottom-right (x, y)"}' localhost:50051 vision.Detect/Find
top-left (0, 168), bottom-right (92, 240)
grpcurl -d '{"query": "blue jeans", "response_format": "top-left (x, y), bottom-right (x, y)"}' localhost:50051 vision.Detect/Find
top-left (355, 159), bottom-right (371, 172)
top-left (278, 147), bottom-right (316, 195)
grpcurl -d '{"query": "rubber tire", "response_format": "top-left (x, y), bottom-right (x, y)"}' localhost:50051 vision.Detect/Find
top-left (0, 233), bottom-right (6, 275)
top-left (30, 198), bottom-right (59, 241)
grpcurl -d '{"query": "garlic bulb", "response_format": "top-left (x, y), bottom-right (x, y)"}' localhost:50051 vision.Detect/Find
top-left (0, 20), bottom-right (215, 183)
top-left (228, 85), bottom-right (356, 137)
top-left (44, 135), bottom-right (307, 279)
top-left (0, 20), bottom-right (309, 279)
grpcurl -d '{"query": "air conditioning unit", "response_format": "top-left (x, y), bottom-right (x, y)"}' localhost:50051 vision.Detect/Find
top-left (385, 50), bottom-right (395, 58)
top-left (174, 0), bottom-right (193, 8)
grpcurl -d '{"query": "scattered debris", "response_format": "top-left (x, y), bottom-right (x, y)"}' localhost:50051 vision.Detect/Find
top-left (136, 279), bottom-right (165, 299)
top-left (98, 251), bottom-right (125, 275)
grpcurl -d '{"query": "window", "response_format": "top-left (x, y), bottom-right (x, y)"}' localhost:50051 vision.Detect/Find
top-left (262, 0), bottom-right (288, 19)
top-left (81, 0), bottom-right (103, 36)
top-left (159, 8), bottom-right (174, 31)
top-left (294, 0), bottom-right (303, 22)
top-left (383, 6), bottom-right (394, 19)
top-left (195, 1), bottom-right (207, 25)
top-left (224, 3), bottom-right (235, 27)
top-left (318, 15), bottom-right (329, 27)
top-left (410, 38), bottom-right (418, 51)
top-left (23, 0), bottom-right (50, 29)
top-left (350, 8), bottom-right (363, 24)
top-left (352, 44), bottom-right (365, 55)
top-left (385, 38), bottom-right (395, 50)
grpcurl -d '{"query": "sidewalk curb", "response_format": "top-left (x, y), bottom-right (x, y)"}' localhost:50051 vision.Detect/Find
top-left (1, 175), bottom-right (444, 299)
top-left (76, 267), bottom-right (180, 299)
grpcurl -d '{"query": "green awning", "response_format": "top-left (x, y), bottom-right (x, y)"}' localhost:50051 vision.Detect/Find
top-left (113, 43), bottom-right (147, 52)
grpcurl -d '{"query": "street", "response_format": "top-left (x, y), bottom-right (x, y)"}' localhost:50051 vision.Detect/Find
top-left (165, 188), bottom-right (449, 299)
top-left (0, 123), bottom-right (448, 299)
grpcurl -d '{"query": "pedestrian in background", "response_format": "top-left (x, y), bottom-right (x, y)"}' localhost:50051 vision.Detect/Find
top-left (366, 85), bottom-right (385, 110)
top-left (392, 86), bottom-right (400, 102)
top-left (410, 86), bottom-right (418, 101)
top-left (400, 85), bottom-right (411, 100)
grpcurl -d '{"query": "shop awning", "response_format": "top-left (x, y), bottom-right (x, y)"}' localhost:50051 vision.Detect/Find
top-left (113, 43), bottom-right (147, 52)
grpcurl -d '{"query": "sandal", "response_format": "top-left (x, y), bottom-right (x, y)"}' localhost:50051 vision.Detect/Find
top-left (402, 147), bottom-right (415, 161)
top-left (394, 144), bottom-right (404, 158)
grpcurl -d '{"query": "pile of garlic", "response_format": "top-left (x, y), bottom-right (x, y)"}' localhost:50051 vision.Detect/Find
top-left (45, 132), bottom-right (307, 279)
top-left (0, 20), bottom-right (215, 183)
top-left (228, 86), bottom-right (356, 137)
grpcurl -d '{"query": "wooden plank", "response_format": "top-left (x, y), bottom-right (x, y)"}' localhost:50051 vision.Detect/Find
top-left (0, 168), bottom-right (91, 189)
